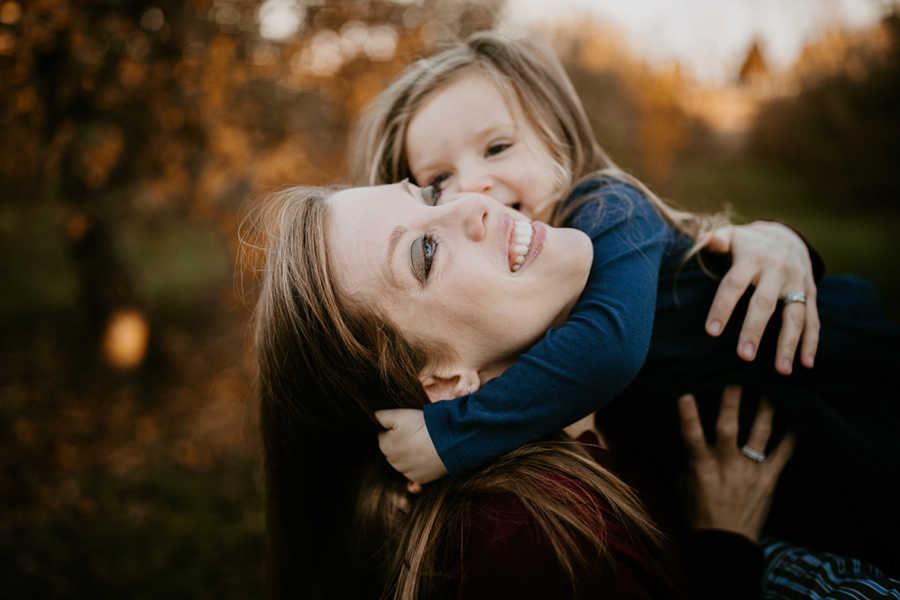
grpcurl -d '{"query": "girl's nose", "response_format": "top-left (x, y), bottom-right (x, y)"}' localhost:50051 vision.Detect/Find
top-left (458, 167), bottom-right (493, 194)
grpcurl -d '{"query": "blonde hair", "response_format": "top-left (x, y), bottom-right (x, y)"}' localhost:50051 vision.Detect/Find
top-left (351, 31), bottom-right (726, 238)
top-left (247, 186), bottom-right (664, 599)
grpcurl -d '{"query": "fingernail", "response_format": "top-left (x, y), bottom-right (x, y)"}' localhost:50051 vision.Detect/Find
top-left (740, 341), bottom-right (755, 360)
top-left (707, 320), bottom-right (721, 335)
top-left (778, 357), bottom-right (792, 375)
top-left (804, 355), bottom-right (815, 368)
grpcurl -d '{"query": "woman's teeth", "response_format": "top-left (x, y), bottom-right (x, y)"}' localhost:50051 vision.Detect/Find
top-left (511, 220), bottom-right (533, 271)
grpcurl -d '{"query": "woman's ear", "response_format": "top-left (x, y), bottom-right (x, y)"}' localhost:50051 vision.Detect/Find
top-left (419, 367), bottom-right (480, 403)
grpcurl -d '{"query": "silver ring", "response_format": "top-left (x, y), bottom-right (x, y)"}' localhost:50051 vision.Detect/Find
top-left (783, 291), bottom-right (807, 305)
top-left (741, 445), bottom-right (766, 462)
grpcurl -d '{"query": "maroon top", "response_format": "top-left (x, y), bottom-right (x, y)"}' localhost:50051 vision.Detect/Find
top-left (454, 437), bottom-right (763, 599)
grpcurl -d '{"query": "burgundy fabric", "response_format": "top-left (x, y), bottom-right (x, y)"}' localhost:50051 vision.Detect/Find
top-left (453, 437), bottom-right (763, 599)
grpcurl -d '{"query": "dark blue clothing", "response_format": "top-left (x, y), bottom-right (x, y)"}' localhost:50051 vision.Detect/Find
top-left (424, 177), bottom-right (900, 574)
top-left (424, 179), bottom-right (673, 475)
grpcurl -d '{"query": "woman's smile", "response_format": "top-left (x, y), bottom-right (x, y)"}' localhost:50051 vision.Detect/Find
top-left (505, 217), bottom-right (546, 273)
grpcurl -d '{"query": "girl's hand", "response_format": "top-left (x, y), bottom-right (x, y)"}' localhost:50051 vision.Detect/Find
top-left (374, 408), bottom-right (448, 488)
top-left (702, 221), bottom-right (819, 375)
top-left (678, 387), bottom-right (796, 542)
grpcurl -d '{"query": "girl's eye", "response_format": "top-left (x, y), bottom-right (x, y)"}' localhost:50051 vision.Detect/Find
top-left (410, 234), bottom-right (438, 283)
top-left (486, 142), bottom-right (511, 157)
top-left (421, 182), bottom-right (444, 207)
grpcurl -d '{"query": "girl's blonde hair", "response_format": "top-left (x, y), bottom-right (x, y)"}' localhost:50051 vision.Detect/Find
top-left (247, 186), bottom-right (664, 599)
top-left (351, 31), bottom-right (726, 237)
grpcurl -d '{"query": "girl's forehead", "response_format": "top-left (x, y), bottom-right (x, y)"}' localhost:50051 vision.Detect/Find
top-left (411, 70), bottom-right (526, 137)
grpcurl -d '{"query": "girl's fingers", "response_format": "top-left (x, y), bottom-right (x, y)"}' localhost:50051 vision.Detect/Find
top-left (800, 286), bottom-right (820, 368)
top-left (706, 261), bottom-right (755, 337)
top-left (737, 271), bottom-right (783, 362)
top-left (374, 409), bottom-right (398, 429)
top-left (678, 394), bottom-right (711, 462)
top-left (745, 398), bottom-right (775, 454)
top-left (714, 386), bottom-right (742, 453)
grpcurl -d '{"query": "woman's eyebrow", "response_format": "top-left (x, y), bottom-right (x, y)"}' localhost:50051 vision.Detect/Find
top-left (385, 225), bottom-right (407, 289)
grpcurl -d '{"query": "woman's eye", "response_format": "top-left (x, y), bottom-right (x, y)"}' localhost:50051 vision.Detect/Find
top-left (410, 234), bottom-right (438, 283)
top-left (486, 142), bottom-right (511, 157)
top-left (422, 235), bottom-right (436, 277)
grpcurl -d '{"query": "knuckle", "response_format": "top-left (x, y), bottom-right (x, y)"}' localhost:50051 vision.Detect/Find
top-left (786, 309), bottom-right (805, 328)
top-left (721, 272), bottom-right (747, 293)
top-left (717, 421), bottom-right (738, 439)
top-left (752, 293), bottom-right (777, 313)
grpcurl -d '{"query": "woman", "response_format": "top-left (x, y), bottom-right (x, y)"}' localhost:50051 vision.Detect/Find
top-left (250, 183), bottom-right (808, 599)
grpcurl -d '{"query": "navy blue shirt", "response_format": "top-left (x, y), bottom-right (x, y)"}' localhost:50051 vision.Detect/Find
top-left (424, 177), bottom-right (900, 572)
top-left (424, 178), bottom-right (686, 475)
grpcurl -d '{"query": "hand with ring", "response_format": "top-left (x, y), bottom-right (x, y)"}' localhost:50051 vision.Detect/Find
top-left (701, 221), bottom-right (820, 375)
top-left (678, 387), bottom-right (797, 542)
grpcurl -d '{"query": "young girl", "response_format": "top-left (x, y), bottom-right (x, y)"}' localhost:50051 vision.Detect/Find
top-left (354, 33), bottom-right (900, 572)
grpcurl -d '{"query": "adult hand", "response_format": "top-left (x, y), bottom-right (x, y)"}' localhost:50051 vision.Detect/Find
top-left (702, 221), bottom-right (819, 375)
top-left (678, 387), bottom-right (796, 542)
top-left (375, 408), bottom-right (448, 488)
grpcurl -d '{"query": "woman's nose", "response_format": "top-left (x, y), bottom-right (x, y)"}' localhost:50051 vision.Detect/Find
top-left (447, 194), bottom-right (488, 241)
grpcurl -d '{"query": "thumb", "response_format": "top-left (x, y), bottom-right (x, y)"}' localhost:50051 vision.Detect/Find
top-left (702, 226), bottom-right (733, 254)
top-left (374, 409), bottom-right (400, 429)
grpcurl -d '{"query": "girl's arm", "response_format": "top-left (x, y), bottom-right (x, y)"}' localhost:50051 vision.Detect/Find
top-left (422, 180), bottom-right (668, 476)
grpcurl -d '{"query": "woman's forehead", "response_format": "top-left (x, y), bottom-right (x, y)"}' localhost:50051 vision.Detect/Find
top-left (325, 184), bottom-right (410, 293)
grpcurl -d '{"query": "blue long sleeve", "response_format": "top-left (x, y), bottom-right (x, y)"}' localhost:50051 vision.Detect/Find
top-left (424, 180), bottom-right (673, 475)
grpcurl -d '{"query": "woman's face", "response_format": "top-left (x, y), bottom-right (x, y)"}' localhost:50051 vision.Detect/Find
top-left (326, 182), bottom-right (592, 380)
top-left (405, 71), bottom-right (561, 218)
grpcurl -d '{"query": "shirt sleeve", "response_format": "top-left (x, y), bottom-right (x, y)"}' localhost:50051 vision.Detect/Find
top-left (424, 180), bottom-right (671, 475)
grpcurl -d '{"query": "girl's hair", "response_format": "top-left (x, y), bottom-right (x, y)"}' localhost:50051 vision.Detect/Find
top-left (350, 31), bottom-right (726, 237)
top-left (247, 186), bottom-right (663, 599)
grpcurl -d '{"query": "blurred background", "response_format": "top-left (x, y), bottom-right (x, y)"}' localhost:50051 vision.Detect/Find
top-left (2, 0), bottom-right (898, 596)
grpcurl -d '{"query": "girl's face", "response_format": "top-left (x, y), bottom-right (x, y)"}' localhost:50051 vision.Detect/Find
top-left (405, 71), bottom-right (561, 218)
top-left (325, 182), bottom-right (592, 380)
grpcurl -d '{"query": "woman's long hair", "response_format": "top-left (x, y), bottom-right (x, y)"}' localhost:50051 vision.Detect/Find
top-left (246, 186), bottom-right (663, 599)
top-left (350, 31), bottom-right (727, 238)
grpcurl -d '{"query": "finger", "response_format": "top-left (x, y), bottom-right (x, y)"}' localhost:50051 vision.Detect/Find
top-left (678, 394), bottom-right (711, 461)
top-left (737, 271), bottom-right (783, 361)
top-left (746, 398), bottom-right (775, 452)
top-left (702, 226), bottom-right (733, 254)
top-left (765, 432), bottom-right (797, 478)
top-left (774, 302), bottom-right (806, 375)
top-left (800, 287), bottom-right (820, 369)
top-left (706, 261), bottom-right (756, 337)
top-left (715, 386), bottom-right (742, 454)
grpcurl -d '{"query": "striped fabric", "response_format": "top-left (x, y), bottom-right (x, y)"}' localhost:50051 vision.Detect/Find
top-left (762, 539), bottom-right (900, 600)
